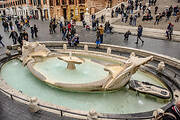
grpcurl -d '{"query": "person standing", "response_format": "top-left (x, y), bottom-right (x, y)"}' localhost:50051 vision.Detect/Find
top-left (9, 21), bottom-right (13, 30)
top-left (18, 33), bottom-right (23, 47)
top-left (34, 24), bottom-right (38, 38)
top-left (136, 25), bottom-right (144, 44)
top-left (154, 14), bottom-right (160, 25)
top-left (22, 30), bottom-right (29, 41)
top-left (0, 34), bottom-right (5, 47)
top-left (98, 25), bottom-right (104, 43)
top-left (166, 23), bottom-right (174, 40)
top-left (96, 29), bottom-right (101, 48)
top-left (155, 6), bottom-right (158, 14)
top-left (9, 30), bottom-right (18, 44)
top-left (30, 26), bottom-right (34, 38)
top-left (59, 21), bottom-right (63, 32)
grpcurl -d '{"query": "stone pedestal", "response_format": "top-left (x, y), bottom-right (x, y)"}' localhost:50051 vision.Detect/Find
top-left (63, 44), bottom-right (67, 50)
top-left (157, 61), bottom-right (165, 72)
top-left (84, 45), bottom-right (88, 52)
top-left (28, 97), bottom-right (40, 113)
top-left (58, 55), bottom-right (84, 70)
top-left (107, 47), bottom-right (111, 55)
top-left (67, 62), bottom-right (76, 70)
top-left (87, 110), bottom-right (98, 120)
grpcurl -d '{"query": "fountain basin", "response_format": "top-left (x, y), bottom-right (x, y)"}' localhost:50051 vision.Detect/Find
top-left (1, 58), bottom-right (169, 114)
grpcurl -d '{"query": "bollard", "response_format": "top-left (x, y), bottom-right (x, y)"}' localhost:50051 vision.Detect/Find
top-left (84, 45), bottom-right (88, 52)
top-left (28, 97), bottom-right (40, 113)
top-left (157, 61), bottom-right (165, 72)
top-left (107, 47), bottom-right (111, 55)
top-left (87, 110), bottom-right (98, 120)
top-left (63, 44), bottom-right (67, 50)
top-left (6, 50), bottom-right (11, 57)
top-left (17, 47), bottom-right (22, 54)
top-left (130, 52), bottom-right (135, 57)
top-left (152, 109), bottom-right (164, 120)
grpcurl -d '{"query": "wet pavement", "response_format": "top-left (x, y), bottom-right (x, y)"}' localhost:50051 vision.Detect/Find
top-left (0, 20), bottom-right (180, 60)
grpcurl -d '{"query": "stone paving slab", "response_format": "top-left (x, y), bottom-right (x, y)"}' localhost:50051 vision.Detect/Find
top-left (111, 24), bottom-right (180, 42)
top-left (0, 91), bottom-right (82, 120)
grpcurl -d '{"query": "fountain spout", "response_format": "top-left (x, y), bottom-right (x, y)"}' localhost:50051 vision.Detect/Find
top-left (58, 53), bottom-right (84, 70)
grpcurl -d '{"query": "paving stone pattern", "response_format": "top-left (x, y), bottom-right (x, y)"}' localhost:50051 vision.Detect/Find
top-left (0, 20), bottom-right (180, 59)
top-left (0, 91), bottom-right (82, 120)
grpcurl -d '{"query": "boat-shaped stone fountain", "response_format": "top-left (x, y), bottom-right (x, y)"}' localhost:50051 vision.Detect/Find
top-left (20, 41), bottom-right (153, 92)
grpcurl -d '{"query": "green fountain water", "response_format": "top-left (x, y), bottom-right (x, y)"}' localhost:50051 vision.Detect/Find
top-left (1, 58), bottom-right (168, 114)
top-left (33, 57), bottom-right (109, 84)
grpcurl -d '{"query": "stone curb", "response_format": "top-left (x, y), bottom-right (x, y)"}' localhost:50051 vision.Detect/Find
top-left (111, 24), bottom-right (180, 42)
top-left (76, 22), bottom-right (180, 42)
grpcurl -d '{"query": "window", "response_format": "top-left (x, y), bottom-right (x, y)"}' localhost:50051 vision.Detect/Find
top-left (69, 0), bottom-right (74, 5)
top-left (62, 0), bottom-right (66, 5)
top-left (56, 0), bottom-right (60, 5)
top-left (79, 0), bottom-right (85, 4)
top-left (43, 0), bottom-right (47, 4)
top-left (49, 0), bottom-right (53, 6)
top-left (38, 0), bottom-right (41, 5)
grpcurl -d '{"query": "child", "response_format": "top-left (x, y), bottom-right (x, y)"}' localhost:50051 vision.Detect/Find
top-left (124, 30), bottom-right (131, 40)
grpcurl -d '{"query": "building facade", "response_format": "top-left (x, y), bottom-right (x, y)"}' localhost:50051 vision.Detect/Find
top-left (0, 0), bottom-right (126, 21)
top-left (0, 0), bottom-right (51, 20)
top-left (49, 0), bottom-right (126, 21)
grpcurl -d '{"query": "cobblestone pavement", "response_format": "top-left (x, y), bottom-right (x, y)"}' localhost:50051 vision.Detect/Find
top-left (1, 20), bottom-right (179, 59)
top-left (113, 0), bottom-right (180, 31)
top-left (0, 91), bottom-right (82, 120)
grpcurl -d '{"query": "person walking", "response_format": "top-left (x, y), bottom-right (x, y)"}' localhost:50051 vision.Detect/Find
top-left (135, 25), bottom-right (144, 44)
top-left (34, 24), bottom-right (38, 38)
top-left (99, 25), bottom-right (104, 43)
top-left (0, 34), bottom-right (5, 47)
top-left (9, 30), bottom-right (18, 44)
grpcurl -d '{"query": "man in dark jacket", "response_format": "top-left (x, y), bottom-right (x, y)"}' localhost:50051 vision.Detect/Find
top-left (135, 25), bottom-right (144, 44)
top-left (34, 24), bottom-right (38, 38)
top-left (9, 30), bottom-right (18, 44)
top-left (30, 26), bottom-right (34, 38)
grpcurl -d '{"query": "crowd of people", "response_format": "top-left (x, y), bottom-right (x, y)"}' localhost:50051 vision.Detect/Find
top-left (0, 15), bottom-right (39, 47)
top-left (109, 0), bottom-right (179, 41)
top-left (111, 0), bottom-right (179, 26)
top-left (49, 19), bottom-right (80, 47)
